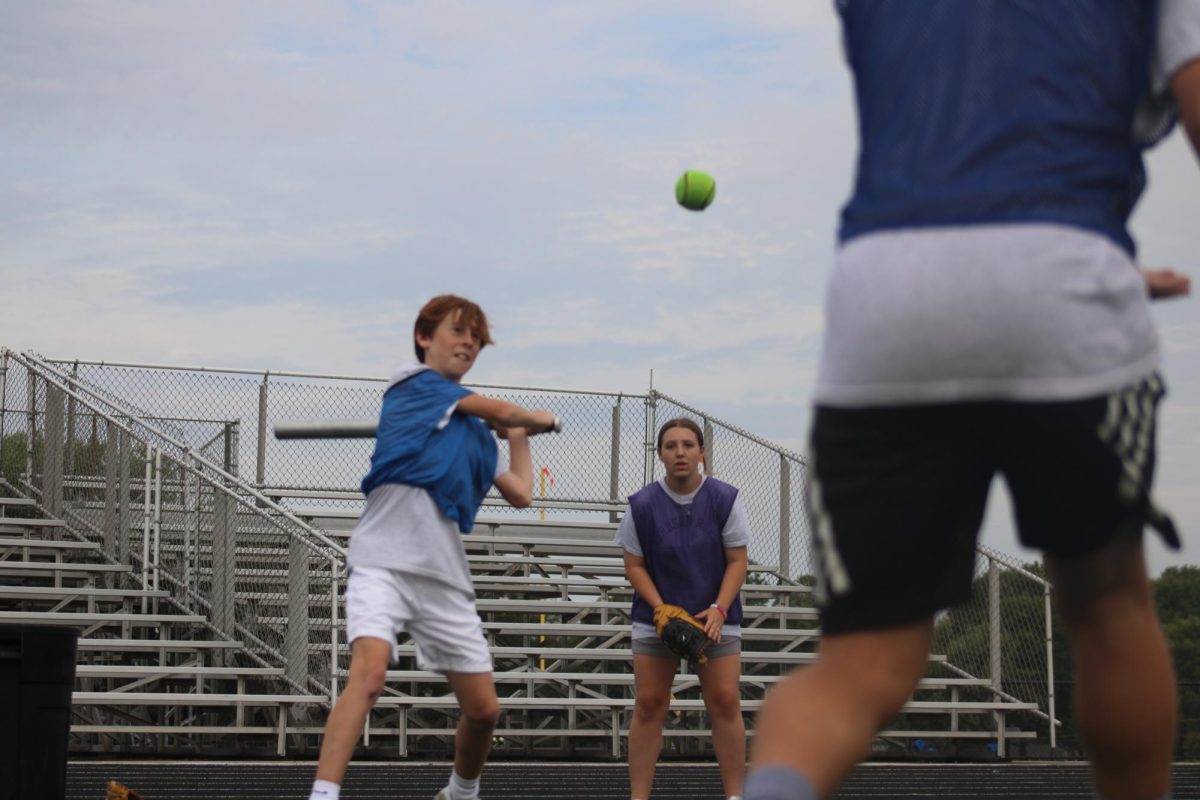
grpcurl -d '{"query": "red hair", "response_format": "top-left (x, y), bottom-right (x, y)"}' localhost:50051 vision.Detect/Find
top-left (413, 295), bottom-right (494, 362)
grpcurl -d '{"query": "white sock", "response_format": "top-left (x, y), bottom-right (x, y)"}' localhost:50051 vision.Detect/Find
top-left (309, 778), bottom-right (340, 800)
top-left (447, 770), bottom-right (481, 800)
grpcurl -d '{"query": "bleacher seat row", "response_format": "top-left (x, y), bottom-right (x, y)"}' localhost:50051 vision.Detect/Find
top-left (0, 494), bottom-right (1038, 758)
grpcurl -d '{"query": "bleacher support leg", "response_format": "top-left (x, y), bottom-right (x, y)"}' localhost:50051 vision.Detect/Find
top-left (211, 489), bottom-right (237, 662)
top-left (611, 710), bottom-right (620, 758)
top-left (277, 705), bottom-right (287, 757)
top-left (398, 707), bottom-right (408, 756)
top-left (285, 538), bottom-right (311, 689)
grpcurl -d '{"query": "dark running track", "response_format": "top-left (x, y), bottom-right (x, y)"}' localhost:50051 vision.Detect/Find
top-left (67, 761), bottom-right (1200, 799)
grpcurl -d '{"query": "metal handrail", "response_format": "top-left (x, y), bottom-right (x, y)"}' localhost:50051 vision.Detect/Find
top-left (9, 350), bottom-right (346, 699)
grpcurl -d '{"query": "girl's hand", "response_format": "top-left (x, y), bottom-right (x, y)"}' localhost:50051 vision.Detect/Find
top-left (694, 607), bottom-right (724, 642)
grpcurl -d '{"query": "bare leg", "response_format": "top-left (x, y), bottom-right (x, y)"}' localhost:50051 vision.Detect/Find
top-left (315, 637), bottom-right (393, 784)
top-left (750, 619), bottom-right (933, 797)
top-left (1047, 539), bottom-right (1177, 800)
top-left (445, 671), bottom-right (501, 780)
top-left (696, 653), bottom-right (745, 798)
top-left (629, 654), bottom-right (680, 798)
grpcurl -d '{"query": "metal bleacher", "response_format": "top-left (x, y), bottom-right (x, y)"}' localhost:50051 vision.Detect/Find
top-left (283, 514), bottom-right (1038, 758)
top-left (0, 496), bottom-right (326, 756)
top-left (0, 348), bottom-right (1056, 759)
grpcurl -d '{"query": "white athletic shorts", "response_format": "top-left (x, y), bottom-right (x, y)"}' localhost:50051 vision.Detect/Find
top-left (345, 565), bottom-right (493, 674)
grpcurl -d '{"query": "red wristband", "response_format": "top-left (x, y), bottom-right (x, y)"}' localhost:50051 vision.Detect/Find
top-left (710, 603), bottom-right (727, 621)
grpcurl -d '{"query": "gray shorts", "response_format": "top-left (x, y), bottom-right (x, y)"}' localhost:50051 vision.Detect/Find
top-left (631, 635), bottom-right (741, 660)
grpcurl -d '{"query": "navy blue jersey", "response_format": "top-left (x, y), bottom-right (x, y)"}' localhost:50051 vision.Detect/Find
top-left (836, 0), bottom-right (1175, 255)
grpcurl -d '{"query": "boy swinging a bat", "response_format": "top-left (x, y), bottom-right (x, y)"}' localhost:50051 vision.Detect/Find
top-left (308, 294), bottom-right (558, 800)
top-left (615, 417), bottom-right (752, 800)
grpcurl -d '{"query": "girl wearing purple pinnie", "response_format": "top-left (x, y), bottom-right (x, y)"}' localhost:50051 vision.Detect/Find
top-left (615, 417), bottom-right (751, 800)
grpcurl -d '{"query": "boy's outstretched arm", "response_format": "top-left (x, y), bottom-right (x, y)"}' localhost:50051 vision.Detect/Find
top-left (493, 428), bottom-right (533, 508)
top-left (456, 393), bottom-right (557, 434)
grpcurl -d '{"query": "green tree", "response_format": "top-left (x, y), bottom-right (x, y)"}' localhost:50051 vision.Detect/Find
top-left (2, 431), bottom-right (30, 490)
top-left (929, 562), bottom-right (1071, 749)
top-left (1155, 567), bottom-right (1200, 759)
top-left (909, 562), bottom-right (1200, 757)
top-left (1155, 566), bottom-right (1200, 627)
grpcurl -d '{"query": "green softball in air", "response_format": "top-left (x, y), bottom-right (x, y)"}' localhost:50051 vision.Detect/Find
top-left (675, 169), bottom-right (716, 211)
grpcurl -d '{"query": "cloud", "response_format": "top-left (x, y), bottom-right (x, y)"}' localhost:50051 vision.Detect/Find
top-left (1, 264), bottom-right (410, 374)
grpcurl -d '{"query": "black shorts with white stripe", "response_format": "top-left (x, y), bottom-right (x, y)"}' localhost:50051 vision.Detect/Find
top-left (806, 373), bottom-right (1177, 636)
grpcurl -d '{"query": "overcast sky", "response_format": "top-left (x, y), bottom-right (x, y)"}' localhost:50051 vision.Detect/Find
top-left (2, 1), bottom-right (1196, 574)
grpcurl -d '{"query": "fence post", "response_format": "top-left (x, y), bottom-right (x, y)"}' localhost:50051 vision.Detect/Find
top-left (1045, 581), bottom-right (1057, 750)
top-left (609, 400), bottom-right (621, 523)
top-left (66, 363), bottom-right (78, 477)
top-left (703, 417), bottom-right (715, 477)
top-left (141, 444), bottom-right (152, 605)
top-left (225, 421), bottom-right (239, 476)
top-left (103, 420), bottom-right (121, 585)
top-left (988, 557), bottom-right (1004, 757)
top-left (330, 561), bottom-right (341, 703)
top-left (643, 392), bottom-right (658, 487)
top-left (44, 382), bottom-right (65, 516)
top-left (117, 430), bottom-right (131, 569)
top-left (256, 374), bottom-right (269, 492)
top-left (25, 374), bottom-right (36, 487)
top-left (0, 349), bottom-right (8, 481)
top-left (219, 416), bottom-right (241, 637)
top-left (152, 448), bottom-right (162, 600)
top-left (778, 455), bottom-right (791, 577)
top-left (184, 462), bottom-right (196, 591)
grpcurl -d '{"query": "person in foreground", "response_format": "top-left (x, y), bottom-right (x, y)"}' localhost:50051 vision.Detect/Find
top-left (744, 2), bottom-right (1198, 800)
top-left (308, 294), bottom-right (558, 800)
top-left (616, 418), bottom-right (751, 800)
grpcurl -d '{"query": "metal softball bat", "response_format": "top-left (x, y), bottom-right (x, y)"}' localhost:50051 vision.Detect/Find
top-left (274, 415), bottom-right (562, 440)
top-left (273, 420), bottom-right (378, 440)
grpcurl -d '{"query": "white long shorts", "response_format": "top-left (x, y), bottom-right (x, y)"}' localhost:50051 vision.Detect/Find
top-left (345, 565), bottom-right (492, 674)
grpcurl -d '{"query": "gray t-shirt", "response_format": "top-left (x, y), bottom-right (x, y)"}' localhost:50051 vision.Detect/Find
top-left (614, 476), bottom-right (752, 640)
top-left (814, 224), bottom-right (1160, 406)
top-left (815, 4), bottom-right (1200, 408)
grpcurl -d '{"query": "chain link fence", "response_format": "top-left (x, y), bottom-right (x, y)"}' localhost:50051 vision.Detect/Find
top-left (0, 348), bottom-right (1061, 750)
top-left (22, 358), bottom-right (811, 575)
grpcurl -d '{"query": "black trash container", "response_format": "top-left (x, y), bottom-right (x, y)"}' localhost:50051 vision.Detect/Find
top-left (0, 624), bottom-right (79, 800)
